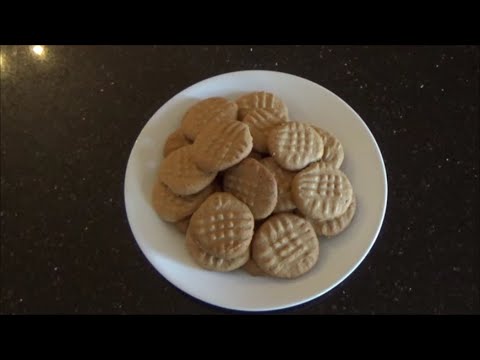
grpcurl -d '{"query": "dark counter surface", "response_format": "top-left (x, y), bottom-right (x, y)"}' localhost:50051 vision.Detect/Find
top-left (1, 45), bottom-right (478, 314)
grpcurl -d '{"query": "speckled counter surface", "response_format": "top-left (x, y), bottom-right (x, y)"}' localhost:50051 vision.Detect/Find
top-left (1, 45), bottom-right (478, 314)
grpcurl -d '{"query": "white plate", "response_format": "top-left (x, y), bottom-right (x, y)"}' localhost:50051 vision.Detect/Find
top-left (124, 70), bottom-right (388, 312)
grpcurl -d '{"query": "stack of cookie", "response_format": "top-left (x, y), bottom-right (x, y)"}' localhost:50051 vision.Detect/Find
top-left (152, 92), bottom-right (356, 280)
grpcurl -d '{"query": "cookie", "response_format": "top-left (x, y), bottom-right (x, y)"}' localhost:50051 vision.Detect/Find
top-left (267, 122), bottom-right (324, 171)
top-left (292, 163), bottom-right (353, 221)
top-left (223, 158), bottom-right (277, 220)
top-left (151, 179), bottom-right (215, 223)
top-left (163, 129), bottom-right (192, 157)
top-left (261, 157), bottom-right (296, 213)
top-left (236, 91), bottom-right (288, 121)
top-left (174, 217), bottom-right (190, 234)
top-left (242, 109), bottom-right (287, 153)
top-left (311, 126), bottom-right (344, 169)
top-left (158, 145), bottom-right (217, 196)
top-left (192, 119), bottom-right (253, 172)
top-left (246, 150), bottom-right (263, 161)
top-left (189, 192), bottom-right (254, 259)
top-left (252, 213), bottom-right (319, 279)
top-left (181, 97), bottom-right (238, 141)
top-left (242, 258), bottom-right (266, 277)
top-left (308, 196), bottom-right (356, 237)
top-left (186, 231), bottom-right (249, 272)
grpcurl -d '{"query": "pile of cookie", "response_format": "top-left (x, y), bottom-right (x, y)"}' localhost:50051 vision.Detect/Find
top-left (152, 92), bottom-right (356, 279)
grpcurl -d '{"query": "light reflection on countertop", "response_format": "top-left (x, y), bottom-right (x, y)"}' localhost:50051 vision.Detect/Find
top-left (1, 45), bottom-right (53, 80)
top-left (32, 45), bottom-right (45, 56)
top-left (0, 53), bottom-right (7, 79)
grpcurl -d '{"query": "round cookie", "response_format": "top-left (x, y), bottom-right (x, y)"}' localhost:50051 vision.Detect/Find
top-left (311, 126), bottom-right (344, 169)
top-left (236, 91), bottom-right (288, 121)
top-left (174, 217), bottom-right (191, 234)
top-left (252, 213), bottom-right (319, 279)
top-left (186, 231), bottom-right (249, 272)
top-left (151, 179), bottom-right (215, 223)
top-left (267, 122), bottom-right (324, 171)
top-left (181, 97), bottom-right (238, 141)
top-left (158, 145), bottom-right (217, 196)
top-left (242, 258), bottom-right (266, 277)
top-left (292, 163), bottom-right (353, 221)
top-left (223, 158), bottom-right (278, 220)
top-left (242, 109), bottom-right (287, 153)
top-left (246, 150), bottom-right (264, 161)
top-left (189, 192), bottom-right (254, 259)
top-left (261, 157), bottom-right (296, 213)
top-left (163, 128), bottom-right (192, 157)
top-left (192, 119), bottom-right (253, 172)
top-left (309, 196), bottom-right (357, 237)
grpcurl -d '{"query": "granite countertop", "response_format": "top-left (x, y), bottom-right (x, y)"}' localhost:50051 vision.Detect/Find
top-left (1, 45), bottom-right (478, 314)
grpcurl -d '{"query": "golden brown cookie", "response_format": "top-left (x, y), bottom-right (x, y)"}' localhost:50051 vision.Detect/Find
top-left (174, 217), bottom-right (191, 234)
top-left (246, 150), bottom-right (264, 161)
top-left (188, 192), bottom-right (254, 259)
top-left (242, 258), bottom-right (266, 277)
top-left (252, 213), bottom-right (319, 279)
top-left (158, 145), bottom-right (217, 195)
top-left (181, 97), bottom-right (238, 140)
top-left (267, 122), bottom-right (324, 171)
top-left (242, 109), bottom-right (287, 153)
top-left (292, 163), bottom-right (353, 221)
top-left (163, 129), bottom-right (192, 157)
top-left (261, 157), bottom-right (296, 213)
top-left (223, 158), bottom-right (277, 220)
top-left (236, 91), bottom-right (288, 121)
top-left (309, 196), bottom-right (356, 237)
top-left (192, 119), bottom-right (253, 172)
top-left (151, 179), bottom-right (215, 223)
top-left (186, 231), bottom-right (249, 272)
top-left (311, 126), bottom-right (344, 169)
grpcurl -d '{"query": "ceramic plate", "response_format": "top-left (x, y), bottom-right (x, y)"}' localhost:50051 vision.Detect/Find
top-left (124, 70), bottom-right (387, 311)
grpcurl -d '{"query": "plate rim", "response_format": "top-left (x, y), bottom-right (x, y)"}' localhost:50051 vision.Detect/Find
top-left (124, 70), bottom-right (388, 312)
